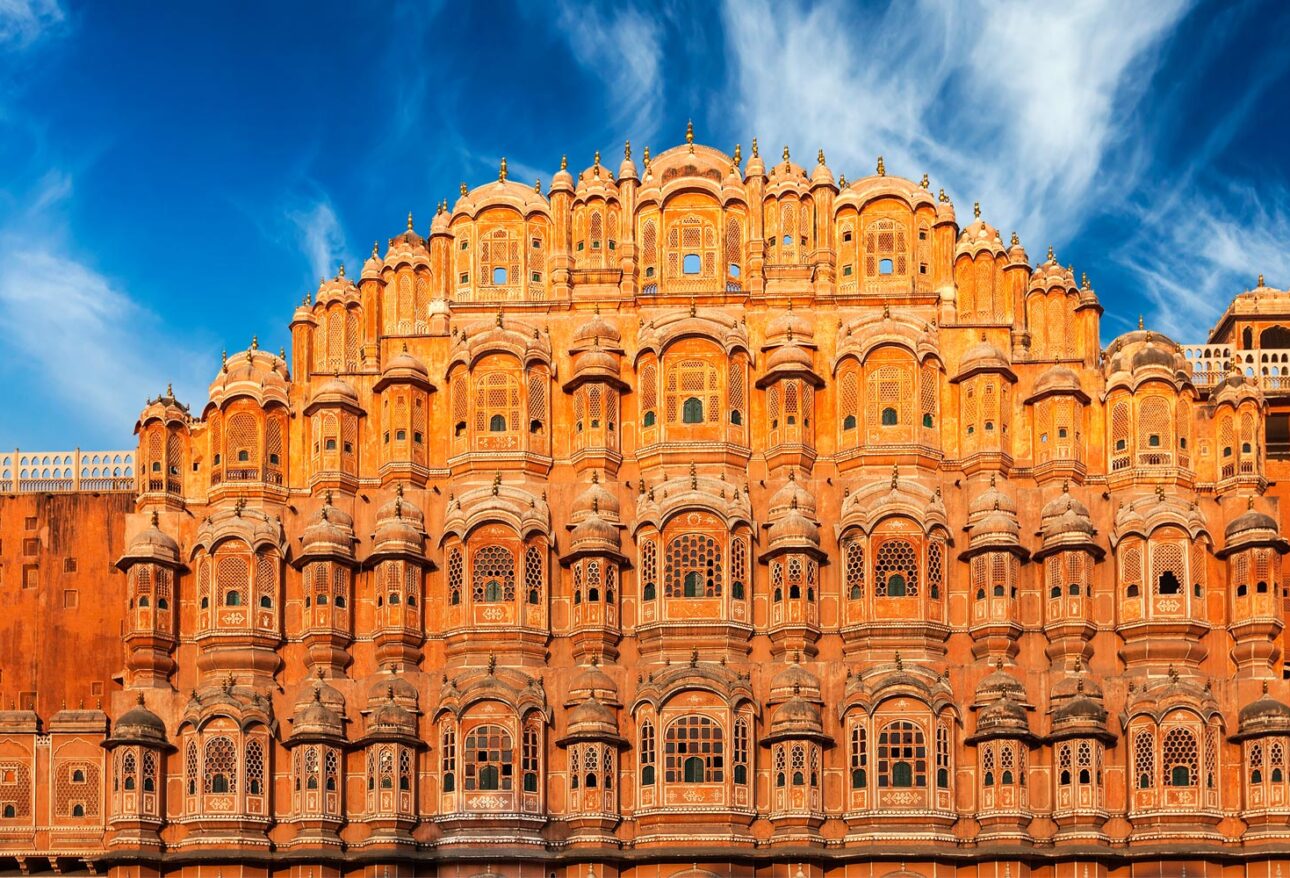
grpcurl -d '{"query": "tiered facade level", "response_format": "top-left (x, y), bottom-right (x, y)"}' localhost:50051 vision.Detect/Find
top-left (6, 136), bottom-right (1290, 878)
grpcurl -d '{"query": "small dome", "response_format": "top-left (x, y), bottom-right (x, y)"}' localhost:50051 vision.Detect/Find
top-left (770, 661), bottom-right (821, 701)
top-left (1131, 340), bottom-right (1177, 372)
top-left (768, 695), bottom-right (824, 739)
top-left (1226, 506), bottom-right (1280, 542)
top-left (208, 345), bottom-right (290, 409)
top-left (1029, 251), bottom-right (1076, 292)
top-left (570, 510), bottom-right (621, 552)
top-left (371, 488), bottom-right (427, 559)
top-left (568, 662), bottom-right (618, 702)
top-left (110, 697), bottom-right (168, 747)
top-left (570, 345), bottom-right (621, 383)
top-left (767, 504), bottom-right (820, 549)
top-left (381, 346), bottom-right (430, 382)
top-left (300, 499), bottom-right (356, 560)
top-left (968, 475), bottom-right (1017, 520)
top-left (121, 515), bottom-right (181, 567)
top-left (972, 692), bottom-right (1030, 739)
top-left (1033, 365), bottom-right (1082, 397)
top-left (1240, 685), bottom-right (1290, 736)
top-left (972, 507), bottom-right (1020, 542)
top-left (309, 375), bottom-right (359, 408)
top-left (976, 662), bottom-right (1026, 703)
top-left (367, 671), bottom-right (418, 707)
top-left (764, 307), bottom-right (813, 347)
top-left (1053, 692), bottom-right (1107, 724)
top-left (955, 213), bottom-right (1005, 259)
top-left (291, 687), bottom-right (345, 741)
top-left (367, 693), bottom-right (416, 737)
top-left (572, 310), bottom-right (621, 349)
top-left (768, 471), bottom-right (816, 519)
top-left (809, 151), bottom-right (834, 187)
top-left (566, 696), bottom-right (618, 738)
top-left (958, 338), bottom-right (1010, 375)
top-left (765, 342), bottom-right (814, 372)
top-left (1040, 486), bottom-right (1092, 522)
top-left (571, 473), bottom-right (620, 522)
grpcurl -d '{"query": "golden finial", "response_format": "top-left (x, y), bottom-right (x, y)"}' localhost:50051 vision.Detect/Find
top-left (372, 240), bottom-right (379, 258)
top-left (891, 464), bottom-right (899, 491)
top-left (459, 181), bottom-right (468, 196)
top-left (406, 211), bottom-right (414, 231)
top-left (150, 509), bottom-right (159, 527)
top-left (973, 202), bottom-right (980, 219)
top-left (817, 148), bottom-right (825, 165)
top-left (938, 188), bottom-right (948, 203)
top-left (685, 118), bottom-right (694, 149)
top-left (251, 335), bottom-right (259, 350)
top-left (876, 155), bottom-right (885, 176)
top-left (495, 309), bottom-right (504, 328)
top-left (498, 157), bottom-right (507, 182)
top-left (1138, 314), bottom-right (1144, 330)
top-left (593, 149), bottom-right (600, 169)
top-left (1010, 231), bottom-right (1019, 247)
top-left (337, 263), bottom-right (345, 278)
top-left (751, 137), bottom-right (759, 158)
top-left (1081, 272), bottom-right (1089, 289)
top-left (624, 139), bottom-right (631, 160)
top-left (838, 174), bottom-right (847, 187)
top-left (689, 298), bottom-right (697, 317)
top-left (1046, 245), bottom-right (1054, 261)
top-left (920, 173), bottom-right (929, 188)
top-left (278, 346), bottom-right (285, 359)
top-left (1259, 274), bottom-right (1265, 287)
top-left (782, 144), bottom-right (790, 163)
top-left (166, 382), bottom-right (173, 397)
top-left (560, 154), bottom-right (568, 171)
top-left (534, 178), bottom-right (541, 193)
top-left (642, 145), bottom-right (650, 165)
top-left (221, 349), bottom-right (228, 369)
top-left (732, 143), bottom-right (741, 166)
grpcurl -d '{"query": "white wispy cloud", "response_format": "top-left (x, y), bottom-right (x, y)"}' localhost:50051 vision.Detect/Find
top-left (0, 174), bottom-right (209, 446)
top-left (0, 0), bottom-right (64, 50)
top-left (286, 198), bottom-right (348, 281)
top-left (554, 0), bottom-right (665, 142)
top-left (720, 0), bottom-right (1191, 245)
top-left (1123, 182), bottom-right (1290, 341)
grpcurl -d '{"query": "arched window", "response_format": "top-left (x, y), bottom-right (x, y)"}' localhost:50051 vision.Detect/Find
top-left (665, 532), bottom-right (723, 598)
top-left (851, 723), bottom-right (868, 787)
top-left (665, 715), bottom-right (723, 783)
top-left (1162, 727), bottom-right (1198, 788)
top-left (464, 725), bottom-right (513, 791)
top-left (683, 397), bottom-right (704, 423)
top-left (472, 545), bottom-right (515, 603)
top-left (874, 538), bottom-right (918, 597)
top-left (881, 406), bottom-right (898, 425)
top-left (683, 254), bottom-right (701, 274)
top-left (878, 720), bottom-right (926, 789)
top-left (203, 736), bottom-right (236, 795)
top-left (640, 720), bottom-right (656, 785)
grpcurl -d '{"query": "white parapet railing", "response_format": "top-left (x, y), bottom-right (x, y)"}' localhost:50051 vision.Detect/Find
top-left (1180, 345), bottom-right (1290, 393)
top-left (0, 449), bottom-right (136, 493)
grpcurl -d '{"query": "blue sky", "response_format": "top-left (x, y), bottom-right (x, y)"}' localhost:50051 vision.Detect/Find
top-left (1, 0), bottom-right (1288, 449)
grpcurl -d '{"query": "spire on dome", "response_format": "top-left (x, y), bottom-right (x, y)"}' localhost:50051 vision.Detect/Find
top-left (499, 157), bottom-right (508, 182)
top-left (920, 173), bottom-right (929, 188)
top-left (685, 119), bottom-right (694, 151)
top-left (876, 155), bottom-right (885, 176)
top-left (817, 148), bottom-right (825, 165)
top-left (624, 139), bottom-right (631, 160)
top-left (973, 202), bottom-right (981, 219)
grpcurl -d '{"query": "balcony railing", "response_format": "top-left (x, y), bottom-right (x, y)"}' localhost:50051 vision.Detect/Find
top-left (1181, 345), bottom-right (1290, 393)
top-left (0, 449), bottom-right (135, 493)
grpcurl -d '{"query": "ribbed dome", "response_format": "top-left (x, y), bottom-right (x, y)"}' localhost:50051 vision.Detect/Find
top-left (381, 345), bottom-right (429, 382)
top-left (572, 310), bottom-right (621, 348)
top-left (974, 692), bottom-right (1029, 738)
top-left (958, 338), bottom-right (1010, 375)
top-left (968, 475), bottom-right (1017, 520)
top-left (291, 686), bottom-right (345, 741)
top-left (110, 696), bottom-right (168, 747)
top-left (566, 696), bottom-right (618, 736)
top-left (768, 695), bottom-right (824, 739)
top-left (768, 471), bottom-right (816, 519)
top-left (208, 345), bottom-right (290, 408)
top-left (977, 663), bottom-right (1026, 703)
top-left (765, 342), bottom-right (814, 372)
top-left (568, 661), bottom-right (618, 702)
top-left (309, 375), bottom-right (359, 408)
top-left (300, 499), bottom-right (356, 560)
top-left (1240, 686), bottom-right (1290, 734)
top-left (1034, 365), bottom-right (1082, 396)
top-left (571, 472), bottom-right (620, 522)
top-left (764, 306), bottom-right (813, 346)
top-left (1226, 506), bottom-right (1280, 542)
top-left (570, 510), bottom-right (621, 552)
top-left (372, 487), bottom-right (427, 559)
top-left (767, 502), bottom-right (821, 549)
top-left (570, 345), bottom-right (620, 383)
top-left (770, 660), bottom-right (821, 701)
top-left (121, 515), bottom-right (181, 567)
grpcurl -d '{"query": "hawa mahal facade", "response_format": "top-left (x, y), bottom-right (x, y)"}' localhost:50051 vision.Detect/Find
top-left (4, 134), bottom-right (1290, 878)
